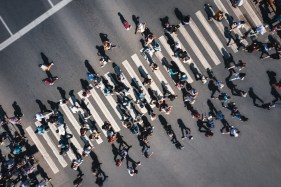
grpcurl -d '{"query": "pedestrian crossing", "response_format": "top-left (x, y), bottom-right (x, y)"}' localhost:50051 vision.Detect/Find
top-left (26, 1), bottom-right (266, 173)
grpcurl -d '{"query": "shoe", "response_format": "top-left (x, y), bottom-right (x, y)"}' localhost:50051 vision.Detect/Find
top-left (136, 161), bottom-right (141, 166)
top-left (241, 77), bottom-right (245, 80)
top-left (181, 136), bottom-right (186, 140)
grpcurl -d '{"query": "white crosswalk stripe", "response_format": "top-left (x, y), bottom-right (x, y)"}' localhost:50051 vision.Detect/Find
top-left (122, 60), bottom-right (154, 104)
top-left (242, 0), bottom-right (263, 26)
top-left (195, 11), bottom-right (228, 55)
top-left (34, 121), bottom-right (68, 168)
top-left (59, 104), bottom-right (85, 153)
top-left (178, 23), bottom-right (212, 69)
top-left (214, 0), bottom-right (249, 46)
top-left (77, 91), bottom-right (104, 144)
top-left (131, 54), bottom-right (163, 95)
top-left (188, 19), bottom-right (222, 65)
top-left (89, 84), bottom-right (121, 132)
top-left (26, 126), bottom-right (60, 174)
top-left (158, 36), bottom-right (194, 83)
top-left (104, 72), bottom-right (138, 118)
top-left (26, 3), bottom-right (264, 174)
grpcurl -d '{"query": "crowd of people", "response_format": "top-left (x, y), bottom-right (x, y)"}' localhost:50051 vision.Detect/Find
top-left (0, 105), bottom-right (52, 186)
top-left (6, 2), bottom-right (279, 186)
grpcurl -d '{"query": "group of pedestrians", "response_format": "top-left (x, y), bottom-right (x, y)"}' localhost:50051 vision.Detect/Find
top-left (0, 105), bottom-right (51, 187)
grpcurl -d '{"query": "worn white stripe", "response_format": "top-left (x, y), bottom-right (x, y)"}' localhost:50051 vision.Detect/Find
top-left (89, 85), bottom-right (121, 132)
top-left (141, 51), bottom-right (175, 94)
top-left (34, 121), bottom-right (68, 168)
top-left (0, 16), bottom-right (13, 36)
top-left (47, 0), bottom-right (54, 7)
top-left (223, 0), bottom-right (251, 30)
top-left (104, 73), bottom-right (138, 118)
top-left (0, 0), bottom-right (73, 51)
top-left (122, 60), bottom-right (152, 104)
top-left (77, 91), bottom-right (106, 136)
top-left (47, 122), bottom-right (76, 161)
top-left (178, 24), bottom-right (212, 69)
top-left (131, 54), bottom-right (163, 95)
top-left (195, 11), bottom-right (229, 54)
top-left (188, 20), bottom-right (221, 65)
top-left (214, 0), bottom-right (248, 46)
top-left (59, 104), bottom-right (85, 153)
top-left (26, 126), bottom-right (59, 174)
top-left (242, 0), bottom-right (263, 26)
top-left (158, 36), bottom-right (194, 83)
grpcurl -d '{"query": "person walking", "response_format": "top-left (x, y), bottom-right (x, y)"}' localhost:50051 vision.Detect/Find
top-left (260, 43), bottom-right (273, 59)
top-left (230, 73), bottom-right (246, 81)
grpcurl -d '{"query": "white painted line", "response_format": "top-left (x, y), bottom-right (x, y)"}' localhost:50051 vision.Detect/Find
top-left (104, 73), bottom-right (138, 118)
top-left (178, 24), bottom-right (212, 69)
top-left (214, 0), bottom-right (248, 46)
top-left (141, 51), bottom-right (175, 95)
top-left (242, 0), bottom-right (263, 26)
top-left (223, 0), bottom-right (251, 30)
top-left (26, 126), bottom-right (59, 174)
top-left (0, 16), bottom-right (13, 36)
top-left (197, 10), bottom-right (238, 53)
top-left (89, 85), bottom-right (121, 132)
top-left (47, 0), bottom-right (55, 7)
top-left (98, 82), bottom-right (122, 120)
top-left (59, 104), bottom-right (85, 153)
top-left (131, 54), bottom-right (163, 95)
top-left (77, 91), bottom-right (107, 141)
top-left (195, 11), bottom-right (229, 54)
top-left (34, 121), bottom-right (68, 168)
top-left (188, 21), bottom-right (221, 65)
top-left (122, 60), bottom-right (152, 104)
top-left (0, 0), bottom-right (73, 51)
top-left (47, 122), bottom-right (76, 161)
top-left (158, 36), bottom-right (194, 83)
top-left (67, 99), bottom-right (94, 146)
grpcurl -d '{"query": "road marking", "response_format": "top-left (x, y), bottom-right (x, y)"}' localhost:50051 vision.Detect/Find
top-left (214, 0), bottom-right (248, 46)
top-left (140, 51), bottom-right (175, 95)
top-left (47, 0), bottom-right (55, 7)
top-left (47, 121), bottom-right (76, 161)
top-left (0, 16), bottom-right (13, 36)
top-left (104, 72), bottom-right (137, 118)
top-left (223, 0), bottom-right (251, 30)
top-left (195, 11), bottom-right (228, 55)
top-left (59, 104), bottom-right (85, 153)
top-left (77, 91), bottom-right (107, 140)
top-left (131, 54), bottom-right (163, 95)
top-left (26, 126), bottom-right (59, 174)
top-left (89, 84), bottom-right (121, 132)
top-left (242, 0), bottom-right (263, 26)
top-left (158, 36), bottom-right (193, 83)
top-left (122, 60), bottom-right (152, 104)
top-left (188, 20), bottom-right (221, 65)
top-left (0, 0), bottom-right (73, 51)
top-left (178, 24), bottom-right (212, 69)
top-left (34, 121), bottom-right (68, 168)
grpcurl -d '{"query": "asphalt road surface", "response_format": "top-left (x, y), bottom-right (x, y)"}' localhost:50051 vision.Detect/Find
top-left (0, 0), bottom-right (281, 186)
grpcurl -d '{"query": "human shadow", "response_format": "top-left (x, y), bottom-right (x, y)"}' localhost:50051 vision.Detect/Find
top-left (224, 27), bottom-right (234, 46)
top-left (35, 99), bottom-right (51, 113)
top-left (118, 12), bottom-right (126, 25)
top-left (116, 132), bottom-right (130, 148)
top-left (258, 3), bottom-right (272, 24)
top-left (174, 8), bottom-right (183, 21)
top-left (208, 80), bottom-right (220, 98)
top-left (99, 33), bottom-right (109, 43)
top-left (177, 119), bottom-right (189, 137)
top-left (225, 13), bottom-right (234, 28)
top-left (57, 87), bottom-right (67, 100)
top-left (267, 70), bottom-right (277, 85)
top-left (248, 87), bottom-right (264, 106)
top-left (132, 15), bottom-right (140, 27)
top-left (12, 101), bottom-right (23, 117)
top-left (84, 60), bottom-right (95, 74)
top-left (165, 32), bottom-right (176, 51)
top-left (40, 52), bottom-right (52, 65)
top-left (271, 87), bottom-right (281, 103)
top-left (47, 100), bottom-right (59, 110)
top-left (207, 99), bottom-right (218, 116)
top-left (70, 142), bottom-right (81, 159)
top-left (37, 164), bottom-right (51, 180)
top-left (111, 144), bottom-right (119, 162)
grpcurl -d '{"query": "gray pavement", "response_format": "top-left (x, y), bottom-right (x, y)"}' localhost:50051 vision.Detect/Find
top-left (0, 0), bottom-right (281, 187)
